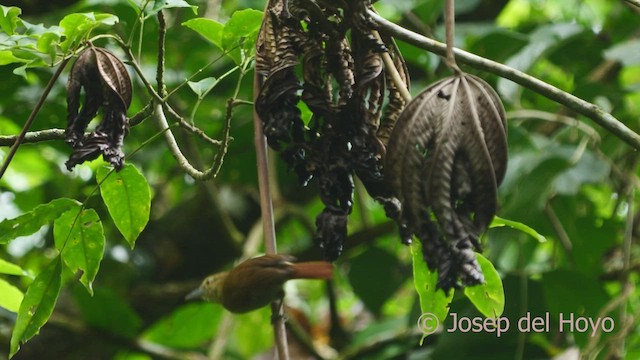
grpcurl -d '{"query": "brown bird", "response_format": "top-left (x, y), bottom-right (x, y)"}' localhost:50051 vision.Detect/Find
top-left (186, 254), bottom-right (333, 313)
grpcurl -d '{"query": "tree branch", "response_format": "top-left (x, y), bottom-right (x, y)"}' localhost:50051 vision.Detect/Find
top-left (624, 0), bottom-right (640, 8)
top-left (253, 10), bottom-right (289, 355)
top-left (0, 129), bottom-right (66, 145)
top-left (369, 10), bottom-right (640, 150)
top-left (153, 103), bottom-right (219, 180)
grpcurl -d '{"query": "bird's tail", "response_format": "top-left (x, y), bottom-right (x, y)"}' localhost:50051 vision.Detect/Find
top-left (291, 261), bottom-right (333, 280)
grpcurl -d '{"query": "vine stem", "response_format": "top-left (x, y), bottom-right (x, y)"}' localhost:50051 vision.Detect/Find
top-left (0, 57), bottom-right (71, 180)
top-left (253, 0), bottom-right (290, 356)
top-left (372, 30), bottom-right (411, 102)
top-left (369, 10), bottom-right (640, 150)
top-left (444, 0), bottom-right (461, 74)
top-left (253, 69), bottom-right (290, 360)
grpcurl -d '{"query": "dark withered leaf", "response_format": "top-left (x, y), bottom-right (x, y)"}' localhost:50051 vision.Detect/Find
top-left (65, 45), bottom-right (132, 171)
top-left (315, 208), bottom-right (349, 261)
top-left (92, 47), bottom-right (132, 109)
top-left (253, 0), bottom-right (415, 263)
top-left (385, 73), bottom-right (507, 291)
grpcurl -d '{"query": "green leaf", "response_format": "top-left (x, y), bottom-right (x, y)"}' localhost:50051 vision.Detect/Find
top-left (59, 13), bottom-right (119, 52)
top-left (0, 50), bottom-right (30, 66)
top-left (410, 241), bottom-right (454, 336)
top-left (187, 77), bottom-right (218, 97)
top-left (182, 18), bottom-right (223, 49)
top-left (36, 32), bottom-right (61, 63)
top-left (96, 164), bottom-right (151, 247)
top-left (0, 278), bottom-right (24, 312)
top-left (74, 287), bottom-right (142, 338)
top-left (497, 23), bottom-right (582, 102)
top-left (0, 198), bottom-right (81, 244)
top-left (0, 5), bottom-right (22, 35)
top-left (0, 258), bottom-right (26, 276)
top-left (10, 257), bottom-right (63, 358)
top-left (54, 208), bottom-right (105, 295)
top-left (142, 302), bottom-right (222, 348)
top-left (221, 9), bottom-right (263, 64)
top-left (464, 254), bottom-right (505, 318)
top-left (348, 246), bottom-right (405, 315)
top-left (490, 216), bottom-right (547, 243)
top-left (542, 270), bottom-right (611, 346)
top-left (551, 149), bottom-right (610, 196)
top-left (151, 0), bottom-right (198, 15)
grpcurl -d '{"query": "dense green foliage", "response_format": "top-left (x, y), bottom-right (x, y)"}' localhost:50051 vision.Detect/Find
top-left (1, 0), bottom-right (639, 359)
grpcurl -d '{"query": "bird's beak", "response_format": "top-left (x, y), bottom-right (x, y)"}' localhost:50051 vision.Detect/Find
top-left (185, 287), bottom-right (204, 301)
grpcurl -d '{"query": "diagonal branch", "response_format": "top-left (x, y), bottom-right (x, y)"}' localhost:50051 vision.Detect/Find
top-left (624, 0), bottom-right (640, 8)
top-left (369, 10), bottom-right (640, 150)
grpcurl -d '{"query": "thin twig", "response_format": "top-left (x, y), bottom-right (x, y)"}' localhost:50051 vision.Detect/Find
top-left (0, 103), bottom-right (155, 146)
top-left (253, 4), bottom-right (289, 354)
top-left (0, 129), bottom-right (66, 145)
top-left (444, 0), bottom-right (461, 74)
top-left (372, 31), bottom-right (411, 102)
top-left (368, 11), bottom-right (640, 150)
top-left (544, 202), bottom-right (574, 259)
top-left (0, 57), bottom-right (70, 180)
top-left (157, 11), bottom-right (167, 98)
top-left (624, 0), bottom-right (640, 8)
top-left (210, 98), bottom-right (236, 177)
top-left (153, 103), bottom-right (218, 180)
top-left (507, 109), bottom-right (601, 143)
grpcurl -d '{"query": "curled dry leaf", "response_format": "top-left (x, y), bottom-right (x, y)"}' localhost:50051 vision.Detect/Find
top-left (385, 73), bottom-right (508, 291)
top-left (65, 44), bottom-right (132, 171)
top-left (255, 0), bottom-right (409, 260)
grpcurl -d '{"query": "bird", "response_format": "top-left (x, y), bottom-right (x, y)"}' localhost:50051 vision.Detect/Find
top-left (186, 254), bottom-right (334, 313)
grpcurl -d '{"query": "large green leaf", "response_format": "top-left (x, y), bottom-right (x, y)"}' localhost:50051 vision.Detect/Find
top-left (0, 50), bottom-right (30, 66)
top-left (497, 23), bottom-right (583, 102)
top-left (0, 278), bottom-right (24, 312)
top-left (182, 18), bottom-right (223, 49)
top-left (142, 302), bottom-right (222, 348)
top-left (96, 164), bottom-right (151, 247)
top-left (411, 241), bottom-right (454, 337)
top-left (221, 9), bottom-right (263, 63)
top-left (542, 270), bottom-right (611, 346)
top-left (0, 258), bottom-right (26, 276)
top-left (54, 208), bottom-right (105, 295)
top-left (0, 198), bottom-right (81, 244)
top-left (348, 246), bottom-right (405, 315)
top-left (10, 257), bottom-right (63, 358)
top-left (464, 254), bottom-right (505, 318)
top-left (184, 10), bottom-right (263, 64)
top-left (59, 13), bottom-right (119, 52)
top-left (0, 5), bottom-right (21, 35)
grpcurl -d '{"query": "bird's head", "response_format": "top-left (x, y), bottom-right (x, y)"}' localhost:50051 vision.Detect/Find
top-left (185, 272), bottom-right (228, 303)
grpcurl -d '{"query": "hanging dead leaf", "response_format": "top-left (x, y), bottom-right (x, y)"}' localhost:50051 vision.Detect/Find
top-left (385, 73), bottom-right (507, 291)
top-left (65, 44), bottom-right (132, 171)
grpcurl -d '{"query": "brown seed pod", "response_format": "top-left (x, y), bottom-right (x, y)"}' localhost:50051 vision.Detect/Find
top-left (65, 44), bottom-right (132, 171)
top-left (385, 73), bottom-right (507, 291)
